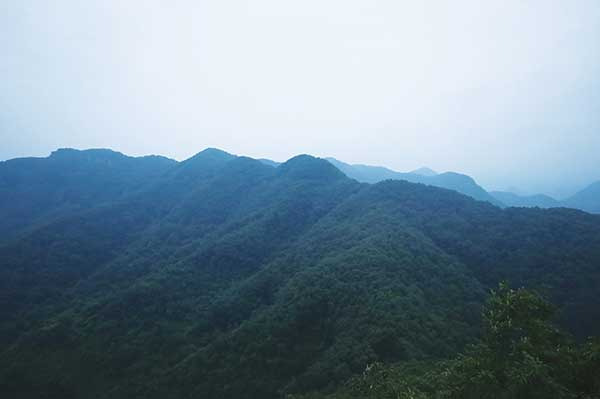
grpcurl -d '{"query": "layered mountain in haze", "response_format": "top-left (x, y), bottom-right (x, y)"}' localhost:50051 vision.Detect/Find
top-left (1, 148), bottom-right (600, 399)
top-left (325, 158), bottom-right (503, 206)
top-left (323, 158), bottom-right (599, 214)
top-left (490, 183), bottom-right (600, 214)
top-left (564, 181), bottom-right (600, 214)
top-left (489, 191), bottom-right (561, 208)
top-left (409, 167), bottom-right (438, 177)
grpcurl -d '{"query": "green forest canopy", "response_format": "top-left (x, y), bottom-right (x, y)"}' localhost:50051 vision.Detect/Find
top-left (1, 148), bottom-right (599, 398)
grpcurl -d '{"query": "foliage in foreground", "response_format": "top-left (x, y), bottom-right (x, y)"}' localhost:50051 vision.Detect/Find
top-left (296, 283), bottom-right (600, 399)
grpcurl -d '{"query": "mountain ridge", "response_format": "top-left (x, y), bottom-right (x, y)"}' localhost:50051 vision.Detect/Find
top-left (1, 147), bottom-right (600, 398)
top-left (3, 148), bottom-right (597, 213)
top-left (410, 166), bottom-right (437, 176)
top-left (325, 157), bottom-right (503, 207)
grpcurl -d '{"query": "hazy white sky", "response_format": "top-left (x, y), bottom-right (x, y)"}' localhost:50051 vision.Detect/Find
top-left (1, 0), bottom-right (599, 197)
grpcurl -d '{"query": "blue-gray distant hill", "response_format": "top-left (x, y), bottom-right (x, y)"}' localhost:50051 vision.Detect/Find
top-left (490, 183), bottom-right (600, 214)
top-left (257, 158), bottom-right (281, 168)
top-left (489, 191), bottom-right (561, 209)
top-left (325, 158), bottom-right (503, 207)
top-left (564, 181), bottom-right (600, 214)
top-left (323, 158), bottom-right (600, 214)
top-left (262, 156), bottom-right (599, 214)
top-left (410, 166), bottom-right (438, 177)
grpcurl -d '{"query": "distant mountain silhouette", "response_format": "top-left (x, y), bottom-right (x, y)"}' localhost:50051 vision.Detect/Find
top-left (210, 155), bottom-right (600, 214)
top-left (490, 191), bottom-right (561, 208)
top-left (410, 167), bottom-right (438, 177)
top-left (326, 158), bottom-right (503, 206)
top-left (564, 181), bottom-right (600, 214)
top-left (490, 183), bottom-right (600, 214)
top-left (279, 155), bottom-right (345, 181)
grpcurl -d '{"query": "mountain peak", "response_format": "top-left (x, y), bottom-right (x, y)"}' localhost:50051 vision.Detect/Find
top-left (410, 167), bottom-right (437, 177)
top-left (181, 148), bottom-right (236, 167)
top-left (278, 154), bottom-right (346, 181)
top-left (186, 148), bottom-right (235, 162)
top-left (50, 148), bottom-right (127, 160)
top-left (435, 171), bottom-right (475, 184)
top-left (171, 148), bottom-right (236, 180)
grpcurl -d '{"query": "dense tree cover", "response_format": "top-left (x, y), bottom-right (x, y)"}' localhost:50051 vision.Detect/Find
top-left (0, 148), bottom-right (176, 242)
top-left (1, 148), bottom-right (599, 398)
top-left (295, 283), bottom-right (600, 399)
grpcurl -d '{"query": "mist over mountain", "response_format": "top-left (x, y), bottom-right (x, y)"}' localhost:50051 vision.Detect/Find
top-left (564, 181), bottom-right (600, 214)
top-left (410, 167), bottom-right (438, 177)
top-left (3, 0), bottom-right (600, 396)
top-left (489, 191), bottom-right (561, 209)
top-left (1, 147), bottom-right (600, 398)
top-left (325, 158), bottom-right (503, 207)
top-left (323, 158), bottom-right (600, 214)
top-left (490, 184), bottom-right (600, 214)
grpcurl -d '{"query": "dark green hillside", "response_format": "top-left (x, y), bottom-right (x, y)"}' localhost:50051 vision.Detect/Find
top-left (0, 148), bottom-right (176, 241)
top-left (353, 181), bottom-right (600, 338)
top-left (1, 149), bottom-right (599, 399)
top-left (297, 283), bottom-right (600, 399)
top-left (154, 185), bottom-right (484, 398)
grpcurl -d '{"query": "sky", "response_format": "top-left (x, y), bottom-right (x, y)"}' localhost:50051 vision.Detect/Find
top-left (1, 1), bottom-right (599, 198)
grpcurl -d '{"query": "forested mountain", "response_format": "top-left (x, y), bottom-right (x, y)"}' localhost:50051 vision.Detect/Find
top-left (1, 148), bottom-right (600, 398)
top-left (325, 158), bottom-right (503, 206)
top-left (0, 148), bottom-right (176, 241)
top-left (298, 283), bottom-right (600, 399)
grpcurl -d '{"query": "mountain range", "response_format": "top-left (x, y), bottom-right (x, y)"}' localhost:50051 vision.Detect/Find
top-left (324, 158), bottom-right (503, 207)
top-left (488, 191), bottom-right (561, 208)
top-left (1, 148), bottom-right (599, 398)
top-left (320, 158), bottom-right (599, 214)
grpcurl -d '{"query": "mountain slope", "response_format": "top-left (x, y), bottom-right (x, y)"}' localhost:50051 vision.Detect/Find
top-left (1, 149), bottom-right (600, 398)
top-left (0, 148), bottom-right (176, 241)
